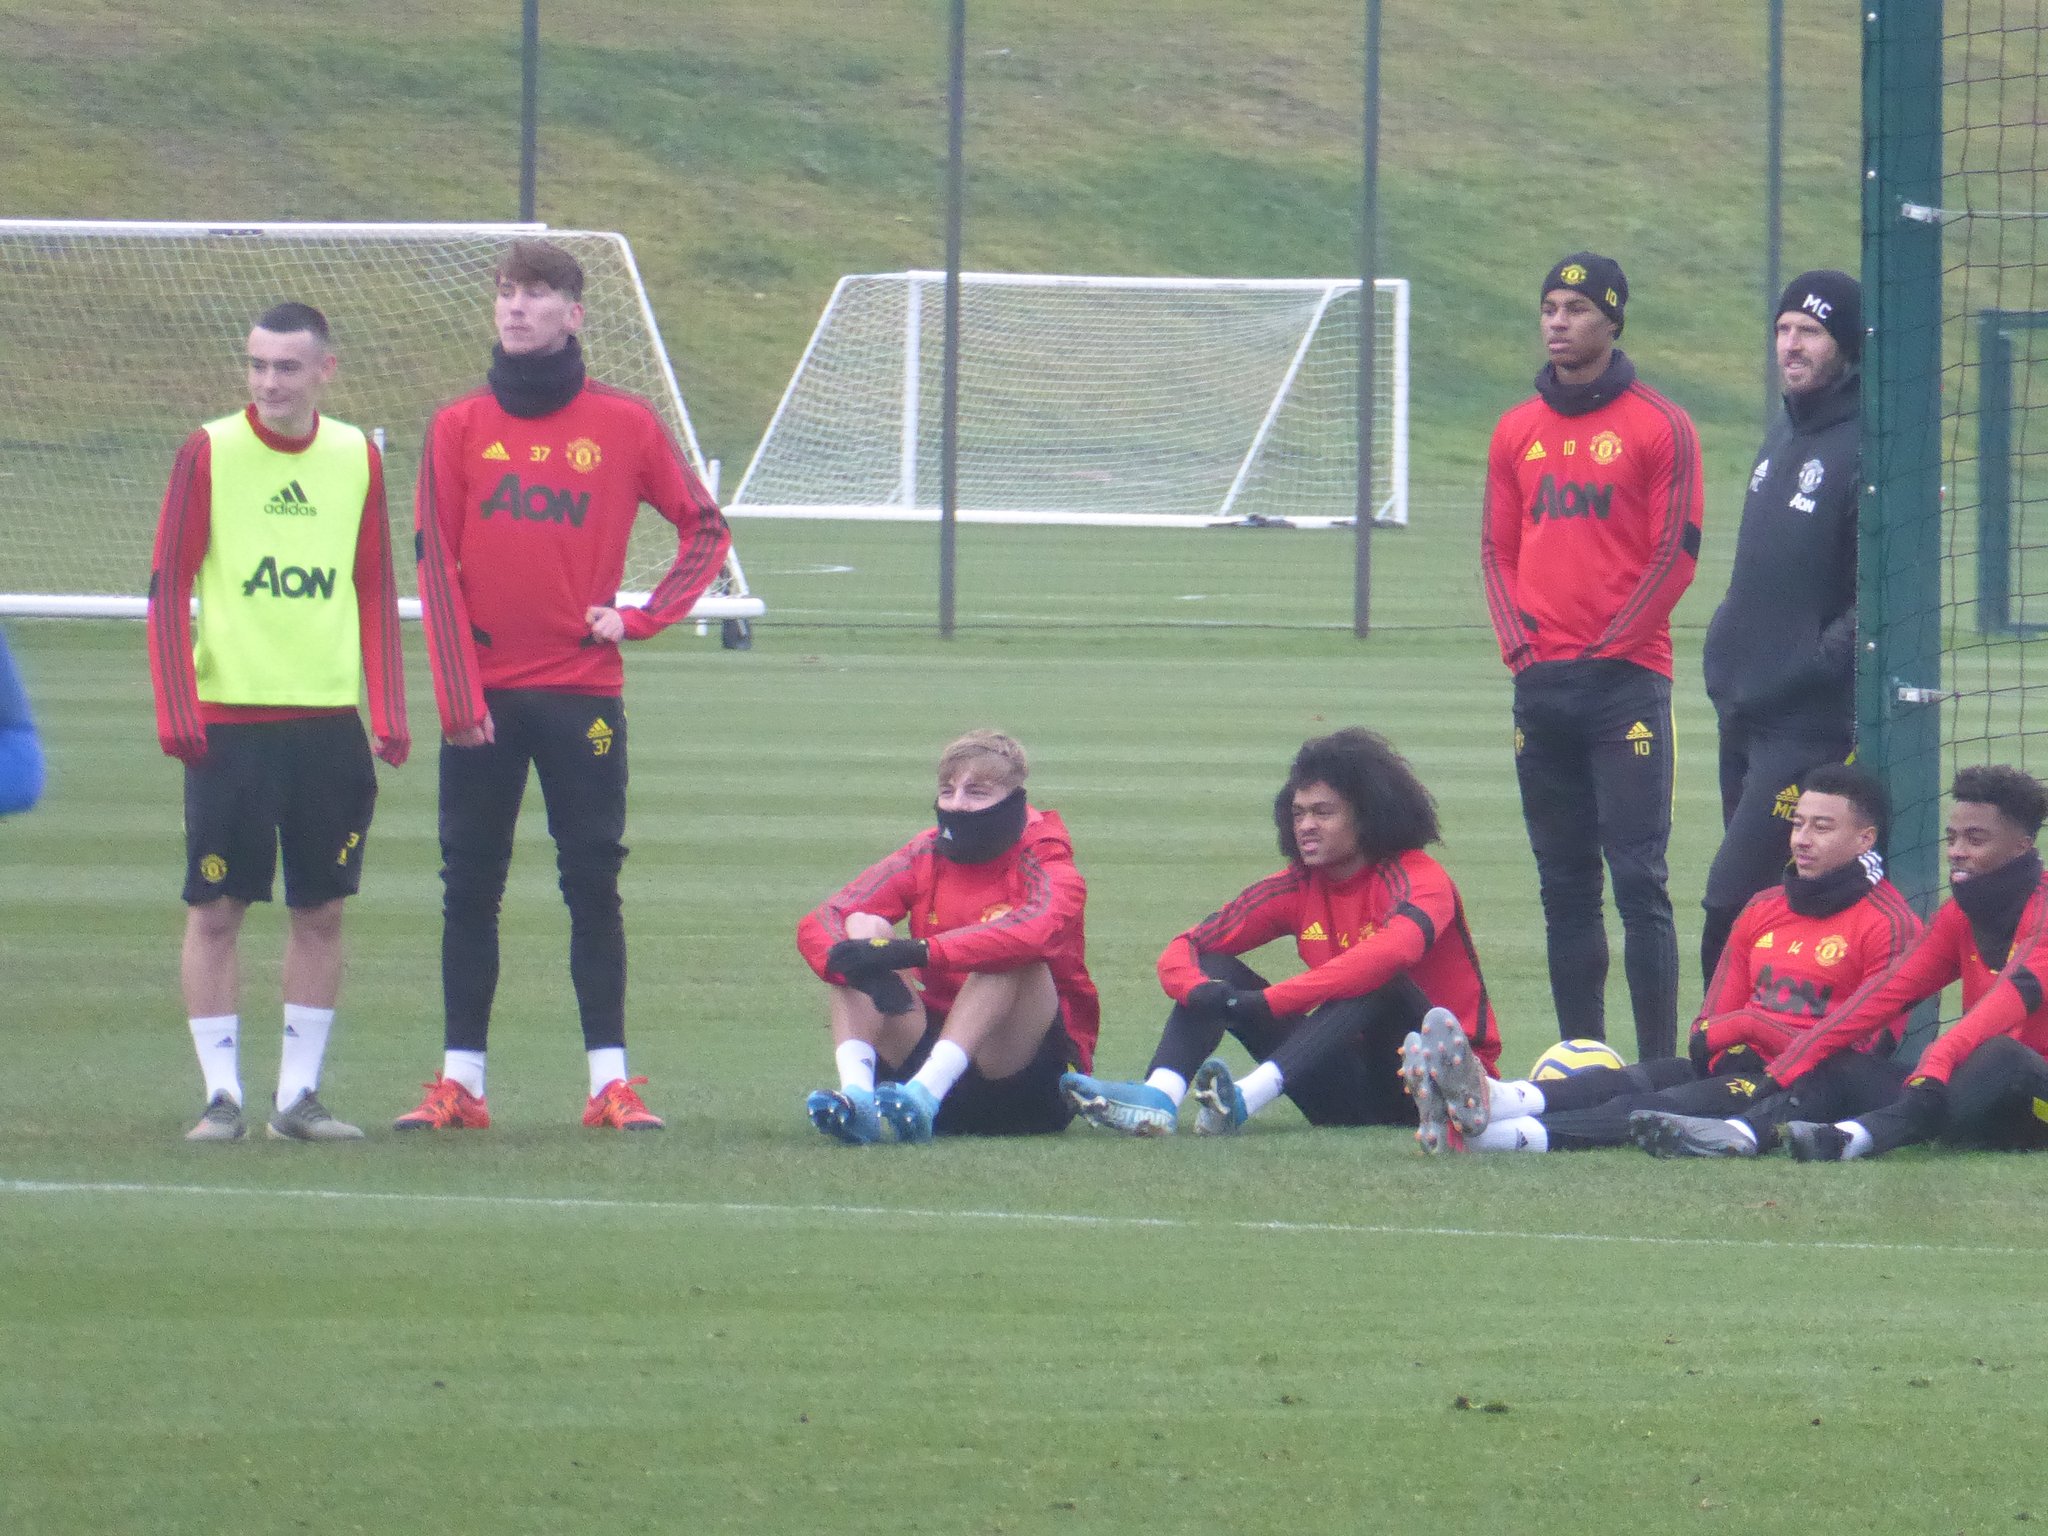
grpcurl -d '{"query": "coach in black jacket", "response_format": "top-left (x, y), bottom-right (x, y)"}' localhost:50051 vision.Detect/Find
top-left (1698, 270), bottom-right (1862, 981)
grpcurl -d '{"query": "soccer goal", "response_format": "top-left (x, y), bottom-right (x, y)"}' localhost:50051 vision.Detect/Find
top-left (0, 219), bottom-right (761, 622)
top-left (729, 271), bottom-right (1409, 528)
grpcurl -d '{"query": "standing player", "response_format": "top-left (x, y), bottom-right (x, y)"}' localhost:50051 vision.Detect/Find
top-left (148, 302), bottom-right (409, 1142)
top-left (399, 240), bottom-right (732, 1132)
top-left (1772, 766), bottom-right (2048, 1161)
top-left (1698, 271), bottom-right (1862, 981)
top-left (1061, 728), bottom-right (1500, 1136)
top-left (796, 730), bottom-right (1098, 1144)
top-left (1481, 253), bottom-right (1704, 1060)
top-left (0, 627), bottom-right (44, 815)
top-left (1410, 765), bottom-right (1918, 1154)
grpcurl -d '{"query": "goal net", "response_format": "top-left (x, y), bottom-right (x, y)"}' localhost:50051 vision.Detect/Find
top-left (729, 272), bottom-right (1409, 528)
top-left (0, 220), bottom-right (759, 620)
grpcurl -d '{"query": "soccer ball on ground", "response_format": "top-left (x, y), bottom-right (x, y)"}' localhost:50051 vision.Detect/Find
top-left (1528, 1037), bottom-right (1626, 1081)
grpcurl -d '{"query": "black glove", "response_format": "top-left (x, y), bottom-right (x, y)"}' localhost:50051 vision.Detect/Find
top-left (855, 970), bottom-right (918, 1016)
top-left (1687, 1025), bottom-right (1714, 1076)
top-left (1219, 987), bottom-right (1275, 1029)
top-left (1182, 980), bottom-right (1231, 1017)
top-left (826, 936), bottom-right (930, 978)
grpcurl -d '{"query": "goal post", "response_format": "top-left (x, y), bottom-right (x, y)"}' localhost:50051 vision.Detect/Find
top-left (729, 271), bottom-right (1409, 529)
top-left (0, 219), bottom-right (761, 621)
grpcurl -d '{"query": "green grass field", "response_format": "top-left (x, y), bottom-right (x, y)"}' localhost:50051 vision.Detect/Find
top-left (6, 571), bottom-right (2048, 1533)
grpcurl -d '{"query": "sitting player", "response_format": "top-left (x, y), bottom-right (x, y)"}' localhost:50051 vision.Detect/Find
top-left (1777, 764), bottom-right (2048, 1161)
top-left (1410, 763), bottom-right (1920, 1154)
top-left (795, 730), bottom-right (1099, 1144)
top-left (1062, 727), bottom-right (1500, 1136)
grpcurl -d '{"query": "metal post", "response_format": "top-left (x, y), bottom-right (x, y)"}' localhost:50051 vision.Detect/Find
top-left (938, 0), bottom-right (966, 638)
top-left (1765, 0), bottom-right (1784, 420)
top-left (519, 0), bottom-right (539, 222)
top-left (1859, 0), bottom-right (1944, 1057)
top-left (1353, 0), bottom-right (1381, 639)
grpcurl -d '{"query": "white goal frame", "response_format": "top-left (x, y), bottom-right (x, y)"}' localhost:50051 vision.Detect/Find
top-left (730, 271), bottom-right (1408, 529)
top-left (0, 219), bottom-right (760, 621)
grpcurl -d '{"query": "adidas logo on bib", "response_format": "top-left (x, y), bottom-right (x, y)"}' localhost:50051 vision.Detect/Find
top-left (264, 480), bottom-right (317, 517)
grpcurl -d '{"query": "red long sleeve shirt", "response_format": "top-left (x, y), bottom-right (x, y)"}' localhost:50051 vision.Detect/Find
top-left (1481, 379), bottom-right (1704, 677)
top-left (1769, 876), bottom-right (2048, 1088)
top-left (415, 380), bottom-right (732, 734)
top-left (1692, 878), bottom-right (1921, 1065)
top-left (1155, 849), bottom-right (1501, 1073)
top-left (147, 408), bottom-right (407, 760)
top-left (796, 808), bottom-right (1101, 1071)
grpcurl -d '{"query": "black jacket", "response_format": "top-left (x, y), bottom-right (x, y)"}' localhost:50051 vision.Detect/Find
top-left (1702, 368), bottom-right (1860, 734)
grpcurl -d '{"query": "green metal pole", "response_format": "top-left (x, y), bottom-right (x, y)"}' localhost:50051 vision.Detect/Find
top-left (1859, 0), bottom-right (1944, 1057)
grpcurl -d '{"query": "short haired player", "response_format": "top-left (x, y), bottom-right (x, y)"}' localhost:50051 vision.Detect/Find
top-left (1775, 766), bottom-right (2048, 1161)
top-left (1411, 763), bottom-right (1921, 1155)
top-left (147, 302), bottom-right (409, 1142)
top-left (796, 730), bottom-right (1099, 1143)
top-left (1062, 728), bottom-right (1500, 1136)
top-left (399, 239), bottom-right (732, 1132)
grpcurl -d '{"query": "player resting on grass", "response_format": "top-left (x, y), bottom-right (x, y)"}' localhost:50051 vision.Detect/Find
top-left (0, 627), bottom-right (45, 815)
top-left (1482, 253), bottom-right (1704, 1062)
top-left (1775, 765), bottom-right (2048, 1161)
top-left (1062, 727), bottom-right (1500, 1136)
top-left (147, 302), bottom-right (409, 1143)
top-left (1408, 764), bottom-right (1920, 1155)
top-left (398, 239), bottom-right (731, 1134)
top-left (795, 730), bottom-right (1099, 1144)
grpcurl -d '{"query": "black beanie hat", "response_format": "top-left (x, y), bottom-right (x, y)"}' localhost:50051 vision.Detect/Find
top-left (1542, 252), bottom-right (1628, 337)
top-left (1776, 269), bottom-right (1862, 361)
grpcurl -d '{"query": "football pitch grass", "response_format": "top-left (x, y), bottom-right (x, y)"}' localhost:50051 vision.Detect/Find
top-left (4, 547), bottom-right (2047, 1533)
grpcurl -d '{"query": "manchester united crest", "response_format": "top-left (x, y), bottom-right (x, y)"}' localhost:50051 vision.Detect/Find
top-left (567, 437), bottom-right (603, 473)
top-left (1590, 430), bottom-right (1623, 465)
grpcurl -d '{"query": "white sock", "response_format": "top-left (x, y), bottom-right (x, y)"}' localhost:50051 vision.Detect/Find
top-left (189, 1015), bottom-right (241, 1106)
top-left (1720, 1118), bottom-right (1760, 1149)
top-left (588, 1046), bottom-right (628, 1099)
top-left (1490, 1078), bottom-right (1546, 1118)
top-left (836, 1039), bottom-right (878, 1095)
top-left (443, 1050), bottom-right (486, 1098)
top-left (1144, 1068), bottom-right (1188, 1106)
top-left (1840, 1121), bottom-right (1874, 1159)
top-left (1471, 1115), bottom-right (1547, 1152)
top-left (911, 1039), bottom-right (971, 1101)
top-left (1238, 1061), bottom-right (1285, 1116)
top-left (275, 1004), bottom-right (335, 1110)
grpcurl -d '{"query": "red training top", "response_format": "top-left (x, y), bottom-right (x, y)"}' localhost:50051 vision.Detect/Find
top-left (1155, 848), bottom-right (1501, 1073)
top-left (1480, 380), bottom-right (1703, 678)
top-left (1691, 878), bottom-right (1921, 1066)
top-left (796, 807), bottom-right (1101, 1071)
top-left (415, 379), bottom-right (732, 734)
top-left (148, 406), bottom-right (407, 763)
top-left (1769, 875), bottom-right (2048, 1087)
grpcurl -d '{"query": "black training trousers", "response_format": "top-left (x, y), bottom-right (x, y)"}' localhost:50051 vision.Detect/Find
top-left (1512, 658), bottom-right (1680, 1060)
top-left (1146, 953), bottom-right (1428, 1126)
top-left (439, 688), bottom-right (629, 1053)
top-left (1699, 715), bottom-right (1853, 982)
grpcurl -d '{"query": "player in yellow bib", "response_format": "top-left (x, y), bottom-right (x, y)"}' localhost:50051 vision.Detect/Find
top-left (148, 302), bottom-right (409, 1142)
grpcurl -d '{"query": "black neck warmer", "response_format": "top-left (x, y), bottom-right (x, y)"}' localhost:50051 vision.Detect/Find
top-left (1951, 848), bottom-right (2043, 969)
top-left (488, 335), bottom-right (586, 419)
top-left (935, 788), bottom-right (1027, 864)
top-left (1534, 349), bottom-right (1637, 418)
top-left (1783, 849), bottom-right (1881, 919)
top-left (1784, 364), bottom-right (1860, 435)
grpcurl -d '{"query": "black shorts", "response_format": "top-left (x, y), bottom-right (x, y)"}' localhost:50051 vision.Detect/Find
top-left (182, 714), bottom-right (377, 908)
top-left (884, 1007), bottom-right (1078, 1137)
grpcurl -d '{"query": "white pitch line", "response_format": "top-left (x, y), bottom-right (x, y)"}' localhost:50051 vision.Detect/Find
top-left (0, 1177), bottom-right (2039, 1259)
